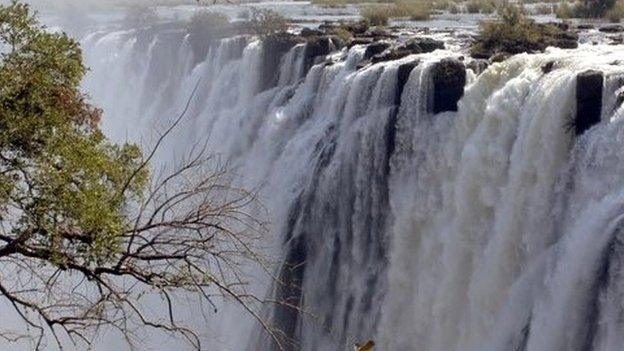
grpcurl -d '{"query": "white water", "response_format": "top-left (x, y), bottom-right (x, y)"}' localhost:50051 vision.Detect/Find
top-left (79, 22), bottom-right (624, 351)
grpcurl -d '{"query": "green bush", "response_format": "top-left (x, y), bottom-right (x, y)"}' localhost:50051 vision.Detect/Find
top-left (394, 0), bottom-right (432, 20)
top-left (555, 1), bottom-right (576, 17)
top-left (245, 8), bottom-right (289, 35)
top-left (471, 2), bottom-right (576, 57)
top-left (360, 5), bottom-right (391, 25)
top-left (533, 3), bottom-right (554, 14)
top-left (606, 0), bottom-right (624, 20)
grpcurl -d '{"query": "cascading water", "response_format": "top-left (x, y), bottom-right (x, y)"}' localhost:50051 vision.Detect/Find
top-left (80, 22), bottom-right (624, 351)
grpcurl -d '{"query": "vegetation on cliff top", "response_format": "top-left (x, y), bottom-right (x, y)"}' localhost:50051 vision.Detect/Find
top-left (471, 2), bottom-right (578, 59)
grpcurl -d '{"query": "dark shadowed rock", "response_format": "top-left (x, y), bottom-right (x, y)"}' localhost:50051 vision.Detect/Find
top-left (364, 42), bottom-right (391, 60)
top-left (600, 24), bottom-right (624, 33)
top-left (303, 36), bottom-right (336, 70)
top-left (349, 37), bottom-right (375, 47)
top-left (575, 70), bottom-right (603, 136)
top-left (431, 58), bottom-right (466, 114)
top-left (259, 33), bottom-right (302, 91)
top-left (365, 27), bottom-right (395, 39)
top-left (577, 24), bottom-right (594, 30)
top-left (404, 37), bottom-right (445, 53)
top-left (371, 49), bottom-right (412, 64)
top-left (467, 59), bottom-right (489, 75)
top-left (541, 60), bottom-right (556, 74)
top-left (300, 27), bottom-right (323, 37)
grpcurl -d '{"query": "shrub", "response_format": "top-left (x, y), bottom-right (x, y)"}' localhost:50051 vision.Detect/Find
top-left (245, 8), bottom-right (289, 36)
top-left (393, 0), bottom-right (432, 20)
top-left (471, 2), bottom-right (578, 57)
top-left (576, 0), bottom-right (617, 17)
top-left (555, 1), bottom-right (576, 17)
top-left (466, 0), bottom-right (496, 13)
top-left (186, 11), bottom-right (231, 61)
top-left (606, 0), bottom-right (624, 20)
top-left (448, 1), bottom-right (462, 13)
top-left (187, 10), bottom-right (230, 33)
top-left (360, 5), bottom-right (391, 26)
top-left (533, 3), bottom-right (554, 14)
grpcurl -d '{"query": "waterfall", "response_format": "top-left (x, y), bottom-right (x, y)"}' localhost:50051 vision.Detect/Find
top-left (81, 24), bottom-right (624, 351)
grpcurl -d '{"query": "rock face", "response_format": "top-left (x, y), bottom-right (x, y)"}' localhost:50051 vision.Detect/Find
top-left (303, 36), bottom-right (337, 70)
top-left (467, 59), bottom-right (489, 75)
top-left (431, 58), bottom-right (466, 114)
top-left (404, 37), bottom-right (445, 53)
top-left (576, 70), bottom-right (604, 136)
top-left (364, 42), bottom-right (391, 60)
top-left (370, 37), bottom-right (445, 64)
top-left (260, 33), bottom-right (302, 91)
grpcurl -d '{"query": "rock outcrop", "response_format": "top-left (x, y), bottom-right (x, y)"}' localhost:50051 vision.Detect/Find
top-left (431, 58), bottom-right (466, 114)
top-left (575, 70), bottom-right (603, 136)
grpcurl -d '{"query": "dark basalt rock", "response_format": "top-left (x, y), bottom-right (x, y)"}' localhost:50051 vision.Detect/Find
top-left (371, 49), bottom-right (412, 64)
top-left (404, 37), bottom-right (445, 53)
top-left (431, 58), bottom-right (466, 114)
top-left (368, 37), bottom-right (442, 64)
top-left (303, 36), bottom-right (337, 70)
top-left (600, 24), bottom-right (624, 33)
top-left (575, 70), bottom-right (603, 136)
top-left (577, 24), bottom-right (595, 30)
top-left (365, 27), bottom-right (395, 39)
top-left (541, 61), bottom-right (557, 74)
top-left (300, 27), bottom-right (323, 37)
top-left (553, 31), bottom-right (580, 48)
top-left (259, 33), bottom-right (302, 91)
top-left (467, 59), bottom-right (489, 75)
top-left (364, 42), bottom-right (391, 60)
top-left (350, 37), bottom-right (375, 46)
top-left (343, 20), bottom-right (370, 35)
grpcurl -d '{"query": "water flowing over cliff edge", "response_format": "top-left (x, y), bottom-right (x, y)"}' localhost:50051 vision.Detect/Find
top-left (81, 25), bottom-right (624, 351)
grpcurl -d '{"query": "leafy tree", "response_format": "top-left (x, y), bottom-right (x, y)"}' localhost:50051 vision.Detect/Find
top-left (0, 1), bottom-right (276, 349)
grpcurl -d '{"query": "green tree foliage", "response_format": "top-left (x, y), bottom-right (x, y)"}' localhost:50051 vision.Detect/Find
top-left (0, 0), bottom-right (147, 265)
top-left (0, 2), bottom-right (275, 350)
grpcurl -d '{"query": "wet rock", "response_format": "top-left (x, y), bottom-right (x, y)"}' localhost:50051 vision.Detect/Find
top-left (350, 37), bottom-right (375, 46)
top-left (260, 33), bottom-right (302, 91)
top-left (365, 27), bottom-right (395, 39)
top-left (490, 52), bottom-right (510, 63)
top-left (541, 60), bottom-right (557, 74)
top-left (577, 24), bottom-right (595, 30)
top-left (364, 42), bottom-right (391, 60)
top-left (431, 58), bottom-right (466, 114)
top-left (371, 48), bottom-right (412, 64)
top-left (403, 37), bottom-right (445, 53)
top-left (300, 27), bottom-right (324, 37)
top-left (467, 59), bottom-right (489, 75)
top-left (575, 70), bottom-right (603, 136)
top-left (552, 31), bottom-right (580, 48)
top-left (344, 20), bottom-right (370, 35)
top-left (303, 36), bottom-right (336, 70)
top-left (599, 24), bottom-right (624, 33)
